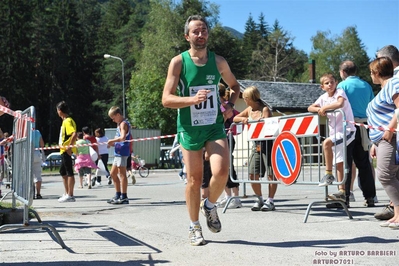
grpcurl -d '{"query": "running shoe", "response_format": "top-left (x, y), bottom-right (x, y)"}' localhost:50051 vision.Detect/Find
top-left (189, 225), bottom-right (206, 246)
top-left (200, 199), bottom-right (221, 233)
top-left (107, 196), bottom-right (119, 204)
top-left (58, 195), bottom-right (76, 203)
top-left (251, 199), bottom-right (264, 211)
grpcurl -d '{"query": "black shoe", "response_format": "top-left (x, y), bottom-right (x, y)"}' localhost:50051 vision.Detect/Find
top-left (91, 178), bottom-right (96, 187)
top-left (326, 202), bottom-right (349, 209)
top-left (107, 176), bottom-right (112, 185)
top-left (364, 197), bottom-right (375, 207)
top-left (36, 194), bottom-right (43, 199)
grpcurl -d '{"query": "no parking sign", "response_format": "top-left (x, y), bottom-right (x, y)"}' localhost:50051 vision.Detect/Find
top-left (271, 131), bottom-right (302, 185)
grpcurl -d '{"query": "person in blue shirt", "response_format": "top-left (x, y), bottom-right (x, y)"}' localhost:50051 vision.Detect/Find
top-left (338, 60), bottom-right (376, 208)
top-left (107, 106), bottom-right (132, 204)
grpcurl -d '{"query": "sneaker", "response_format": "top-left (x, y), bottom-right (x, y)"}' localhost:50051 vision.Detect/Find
top-left (107, 196), bottom-right (119, 204)
top-left (364, 197), bottom-right (375, 207)
top-left (96, 181), bottom-right (101, 186)
top-left (58, 194), bottom-right (68, 202)
top-left (88, 185), bottom-right (92, 189)
top-left (251, 199), bottom-right (264, 211)
top-left (328, 190), bottom-right (346, 202)
top-left (107, 176), bottom-right (112, 185)
top-left (91, 178), bottom-right (96, 187)
top-left (58, 195), bottom-right (75, 203)
top-left (318, 173), bottom-right (335, 186)
top-left (217, 197), bottom-right (229, 208)
top-left (36, 194), bottom-right (42, 199)
top-left (228, 198), bottom-right (242, 209)
top-left (326, 202), bottom-right (349, 209)
top-left (116, 197), bottom-right (129, 204)
top-left (374, 205), bottom-right (394, 220)
top-left (189, 225), bottom-right (206, 246)
top-left (349, 191), bottom-right (356, 202)
top-left (131, 174), bottom-right (136, 185)
top-left (261, 199), bottom-right (276, 211)
top-left (200, 199), bottom-right (221, 233)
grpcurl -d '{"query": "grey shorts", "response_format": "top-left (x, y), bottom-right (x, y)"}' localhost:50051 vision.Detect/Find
top-left (113, 156), bottom-right (128, 167)
top-left (78, 167), bottom-right (91, 176)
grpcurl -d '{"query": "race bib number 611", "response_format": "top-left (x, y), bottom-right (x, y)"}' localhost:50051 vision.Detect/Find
top-left (190, 85), bottom-right (218, 126)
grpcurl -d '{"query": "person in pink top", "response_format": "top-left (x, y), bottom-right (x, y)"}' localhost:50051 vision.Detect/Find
top-left (75, 132), bottom-right (98, 189)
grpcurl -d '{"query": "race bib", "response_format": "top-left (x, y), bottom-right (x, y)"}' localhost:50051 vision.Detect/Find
top-left (190, 85), bottom-right (218, 126)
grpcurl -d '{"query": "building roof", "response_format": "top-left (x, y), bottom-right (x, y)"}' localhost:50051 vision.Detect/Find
top-left (237, 80), bottom-right (323, 112)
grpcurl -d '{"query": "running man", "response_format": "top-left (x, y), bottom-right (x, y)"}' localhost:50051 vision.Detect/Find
top-left (162, 15), bottom-right (240, 246)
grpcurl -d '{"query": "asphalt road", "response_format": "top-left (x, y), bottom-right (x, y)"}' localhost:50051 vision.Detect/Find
top-left (0, 170), bottom-right (398, 266)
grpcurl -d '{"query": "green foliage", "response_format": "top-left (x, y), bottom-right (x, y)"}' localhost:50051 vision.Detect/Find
top-left (0, 0), bottom-right (373, 141)
top-left (302, 26), bottom-right (371, 85)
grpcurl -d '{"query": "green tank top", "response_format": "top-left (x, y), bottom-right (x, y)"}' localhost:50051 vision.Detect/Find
top-left (177, 50), bottom-right (223, 133)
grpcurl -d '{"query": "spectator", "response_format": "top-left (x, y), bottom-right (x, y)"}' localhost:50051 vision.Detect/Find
top-left (218, 83), bottom-right (241, 209)
top-left (33, 129), bottom-right (45, 199)
top-left (233, 86), bottom-right (277, 211)
top-left (373, 45), bottom-right (399, 220)
top-left (338, 60), bottom-right (376, 207)
top-left (308, 74), bottom-right (356, 208)
top-left (94, 128), bottom-right (111, 185)
top-left (82, 126), bottom-right (99, 187)
top-left (75, 132), bottom-right (98, 189)
top-left (56, 101), bottom-right (77, 203)
top-left (366, 56), bottom-right (399, 228)
top-left (107, 106), bottom-right (132, 205)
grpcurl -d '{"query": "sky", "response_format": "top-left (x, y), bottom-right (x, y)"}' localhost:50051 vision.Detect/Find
top-left (211, 0), bottom-right (399, 59)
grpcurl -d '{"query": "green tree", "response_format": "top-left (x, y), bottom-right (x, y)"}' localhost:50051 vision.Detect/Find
top-left (302, 26), bottom-right (370, 84)
top-left (129, 0), bottom-right (219, 136)
top-left (249, 20), bottom-right (305, 82)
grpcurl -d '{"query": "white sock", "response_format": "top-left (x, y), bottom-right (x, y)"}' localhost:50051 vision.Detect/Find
top-left (190, 221), bottom-right (200, 227)
top-left (205, 198), bottom-right (215, 209)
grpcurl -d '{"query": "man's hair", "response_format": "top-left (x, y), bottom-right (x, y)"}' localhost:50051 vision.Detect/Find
top-left (184, 15), bottom-right (208, 35)
top-left (339, 60), bottom-right (357, 76)
top-left (377, 45), bottom-right (399, 65)
top-left (56, 101), bottom-right (69, 114)
top-left (108, 106), bottom-right (122, 116)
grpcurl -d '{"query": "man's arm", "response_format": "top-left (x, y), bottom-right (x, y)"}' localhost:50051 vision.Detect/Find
top-left (162, 55), bottom-right (207, 109)
top-left (216, 55), bottom-right (240, 105)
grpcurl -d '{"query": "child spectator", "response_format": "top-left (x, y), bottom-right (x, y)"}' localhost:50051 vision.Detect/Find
top-left (75, 132), bottom-right (97, 189)
top-left (308, 73), bottom-right (356, 207)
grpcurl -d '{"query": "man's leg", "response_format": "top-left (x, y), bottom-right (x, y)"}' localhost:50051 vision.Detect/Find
top-left (181, 148), bottom-right (204, 223)
top-left (206, 138), bottom-right (229, 204)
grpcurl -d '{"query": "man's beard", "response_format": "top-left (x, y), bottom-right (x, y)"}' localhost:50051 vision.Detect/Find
top-left (191, 40), bottom-right (207, 50)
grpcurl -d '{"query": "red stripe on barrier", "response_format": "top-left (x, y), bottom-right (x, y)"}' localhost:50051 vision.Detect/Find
top-left (281, 118), bottom-right (295, 132)
top-left (296, 116), bottom-right (313, 135)
top-left (251, 122), bottom-right (264, 139)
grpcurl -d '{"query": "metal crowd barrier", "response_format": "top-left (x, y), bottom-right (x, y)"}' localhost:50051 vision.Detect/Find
top-left (223, 110), bottom-right (352, 223)
top-left (0, 106), bottom-right (66, 248)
